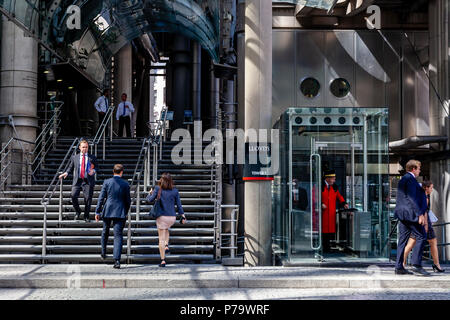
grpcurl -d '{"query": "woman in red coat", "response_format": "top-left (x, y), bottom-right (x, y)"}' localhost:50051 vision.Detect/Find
top-left (321, 170), bottom-right (348, 252)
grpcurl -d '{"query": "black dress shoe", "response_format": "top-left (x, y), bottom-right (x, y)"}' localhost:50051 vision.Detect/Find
top-left (74, 213), bottom-right (81, 220)
top-left (113, 260), bottom-right (120, 269)
top-left (84, 217), bottom-right (91, 222)
top-left (101, 253), bottom-right (106, 260)
top-left (411, 265), bottom-right (431, 276)
top-left (395, 268), bottom-right (413, 275)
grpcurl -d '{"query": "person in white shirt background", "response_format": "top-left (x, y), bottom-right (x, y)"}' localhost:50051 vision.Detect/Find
top-left (94, 89), bottom-right (110, 132)
top-left (116, 93), bottom-right (135, 137)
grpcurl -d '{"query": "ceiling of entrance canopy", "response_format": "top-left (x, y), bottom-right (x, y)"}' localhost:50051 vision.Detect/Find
top-left (0, 0), bottom-right (219, 84)
top-left (0, 0), bottom-right (366, 86)
top-left (272, 0), bottom-right (341, 11)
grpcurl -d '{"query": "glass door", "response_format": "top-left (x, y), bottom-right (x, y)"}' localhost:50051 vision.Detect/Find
top-left (278, 107), bottom-right (390, 263)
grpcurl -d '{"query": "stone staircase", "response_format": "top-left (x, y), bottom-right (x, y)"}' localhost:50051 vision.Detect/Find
top-left (0, 137), bottom-right (218, 264)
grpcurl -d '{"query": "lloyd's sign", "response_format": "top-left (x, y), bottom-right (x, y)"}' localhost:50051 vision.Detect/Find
top-left (243, 142), bottom-right (274, 181)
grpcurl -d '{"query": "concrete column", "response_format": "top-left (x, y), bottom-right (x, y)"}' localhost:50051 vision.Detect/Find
top-left (223, 78), bottom-right (236, 254)
top-left (236, 0), bottom-right (246, 257)
top-left (244, 0), bottom-right (272, 266)
top-left (0, 19), bottom-right (38, 184)
top-left (114, 44), bottom-right (133, 137)
top-left (149, 68), bottom-right (156, 136)
top-left (0, 18), bottom-right (38, 142)
top-left (192, 41), bottom-right (202, 123)
top-left (171, 35), bottom-right (191, 130)
top-left (209, 64), bottom-right (219, 130)
top-left (428, 0), bottom-right (450, 261)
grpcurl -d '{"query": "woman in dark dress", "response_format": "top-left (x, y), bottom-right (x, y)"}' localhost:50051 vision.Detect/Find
top-left (403, 181), bottom-right (444, 272)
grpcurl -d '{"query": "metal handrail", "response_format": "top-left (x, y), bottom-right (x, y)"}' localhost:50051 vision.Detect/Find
top-left (429, 222), bottom-right (449, 262)
top-left (0, 137), bottom-right (35, 190)
top-left (0, 103), bottom-right (64, 189)
top-left (220, 204), bottom-right (240, 260)
top-left (40, 138), bottom-right (80, 206)
top-left (148, 106), bottom-right (168, 187)
top-left (126, 138), bottom-right (150, 263)
top-left (388, 219), bottom-right (450, 263)
top-left (40, 137), bottom-right (79, 261)
top-left (91, 105), bottom-right (115, 159)
top-left (31, 103), bottom-right (64, 178)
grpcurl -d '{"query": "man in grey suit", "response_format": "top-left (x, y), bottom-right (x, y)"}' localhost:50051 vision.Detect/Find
top-left (59, 139), bottom-right (98, 222)
top-left (95, 164), bottom-right (131, 269)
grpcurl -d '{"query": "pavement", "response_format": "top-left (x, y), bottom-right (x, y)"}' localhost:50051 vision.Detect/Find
top-left (0, 263), bottom-right (449, 291)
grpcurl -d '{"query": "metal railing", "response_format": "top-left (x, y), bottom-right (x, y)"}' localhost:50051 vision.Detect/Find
top-left (40, 137), bottom-right (80, 261)
top-left (219, 204), bottom-right (239, 261)
top-left (91, 105), bottom-right (115, 160)
top-left (126, 138), bottom-right (151, 264)
top-left (147, 106), bottom-right (168, 187)
top-left (31, 102), bottom-right (64, 179)
top-left (388, 219), bottom-right (450, 263)
top-left (428, 221), bottom-right (450, 262)
top-left (0, 102), bottom-right (63, 190)
top-left (0, 137), bottom-right (34, 190)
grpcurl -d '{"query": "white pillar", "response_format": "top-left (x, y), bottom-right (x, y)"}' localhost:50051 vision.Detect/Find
top-left (244, 0), bottom-right (272, 266)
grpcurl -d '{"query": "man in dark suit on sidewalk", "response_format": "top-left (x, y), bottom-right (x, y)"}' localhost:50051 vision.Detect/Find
top-left (59, 139), bottom-right (98, 222)
top-left (394, 160), bottom-right (429, 276)
top-left (95, 164), bottom-right (131, 269)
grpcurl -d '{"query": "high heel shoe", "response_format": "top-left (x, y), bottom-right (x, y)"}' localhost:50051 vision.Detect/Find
top-left (165, 245), bottom-right (170, 255)
top-left (159, 259), bottom-right (166, 267)
top-left (432, 264), bottom-right (445, 273)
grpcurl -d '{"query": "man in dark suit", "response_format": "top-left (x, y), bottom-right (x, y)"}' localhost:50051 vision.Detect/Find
top-left (394, 160), bottom-right (429, 276)
top-left (59, 139), bottom-right (98, 222)
top-left (95, 164), bottom-right (131, 269)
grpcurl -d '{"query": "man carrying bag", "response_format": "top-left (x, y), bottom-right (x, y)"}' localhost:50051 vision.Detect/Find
top-left (394, 160), bottom-right (430, 276)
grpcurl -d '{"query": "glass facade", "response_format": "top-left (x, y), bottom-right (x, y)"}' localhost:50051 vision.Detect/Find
top-left (273, 107), bottom-right (390, 263)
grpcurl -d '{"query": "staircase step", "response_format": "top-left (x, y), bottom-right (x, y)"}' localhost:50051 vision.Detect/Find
top-left (0, 253), bottom-right (215, 262)
top-left (0, 236), bottom-right (214, 244)
top-left (0, 228), bottom-right (214, 236)
top-left (6, 185), bottom-right (215, 191)
top-left (0, 204), bottom-right (214, 211)
top-left (0, 244), bottom-right (213, 253)
top-left (0, 220), bottom-right (214, 228)
top-left (0, 212), bottom-right (215, 219)
top-left (0, 197), bottom-right (215, 204)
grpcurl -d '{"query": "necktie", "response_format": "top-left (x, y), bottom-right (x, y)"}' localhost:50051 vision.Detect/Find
top-left (80, 154), bottom-right (85, 179)
top-left (122, 103), bottom-right (126, 116)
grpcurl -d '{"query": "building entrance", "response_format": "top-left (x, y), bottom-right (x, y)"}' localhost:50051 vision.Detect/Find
top-left (273, 107), bottom-right (391, 264)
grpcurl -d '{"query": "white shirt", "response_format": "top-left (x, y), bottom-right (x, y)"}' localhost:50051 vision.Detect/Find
top-left (116, 101), bottom-right (135, 120)
top-left (79, 153), bottom-right (94, 177)
top-left (94, 95), bottom-right (109, 113)
top-left (408, 171), bottom-right (416, 179)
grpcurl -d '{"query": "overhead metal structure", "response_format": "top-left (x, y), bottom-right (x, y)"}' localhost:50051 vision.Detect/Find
top-left (0, 0), bottom-right (219, 84)
top-left (273, 0), bottom-right (340, 10)
top-left (0, 0), bottom-right (369, 85)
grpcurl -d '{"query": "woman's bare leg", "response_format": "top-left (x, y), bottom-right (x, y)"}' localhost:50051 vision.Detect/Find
top-left (428, 238), bottom-right (441, 268)
top-left (158, 228), bottom-right (166, 261)
top-left (403, 238), bottom-right (416, 267)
